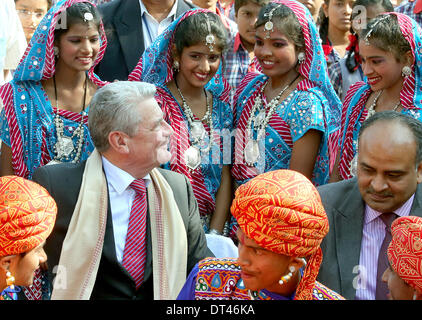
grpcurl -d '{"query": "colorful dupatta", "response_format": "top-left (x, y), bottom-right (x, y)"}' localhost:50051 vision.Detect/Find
top-left (128, 9), bottom-right (233, 224)
top-left (338, 13), bottom-right (422, 180)
top-left (231, 0), bottom-right (342, 187)
top-left (0, 0), bottom-right (108, 179)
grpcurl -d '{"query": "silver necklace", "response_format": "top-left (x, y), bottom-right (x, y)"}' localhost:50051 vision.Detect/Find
top-left (244, 75), bottom-right (299, 166)
top-left (365, 90), bottom-right (401, 120)
top-left (174, 78), bottom-right (213, 171)
top-left (48, 75), bottom-right (87, 165)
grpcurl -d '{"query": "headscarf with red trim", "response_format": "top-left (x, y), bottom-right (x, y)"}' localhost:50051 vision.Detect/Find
top-left (339, 12), bottom-right (422, 180)
top-left (128, 9), bottom-right (232, 220)
top-left (0, 176), bottom-right (57, 257)
top-left (231, 169), bottom-right (329, 300)
top-left (231, 0), bottom-right (342, 187)
top-left (388, 216), bottom-right (422, 294)
top-left (0, 0), bottom-right (108, 179)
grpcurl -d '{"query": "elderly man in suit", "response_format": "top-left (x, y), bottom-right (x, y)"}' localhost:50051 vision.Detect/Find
top-left (32, 81), bottom-right (212, 300)
top-left (95, 0), bottom-right (196, 82)
top-left (317, 111), bottom-right (422, 300)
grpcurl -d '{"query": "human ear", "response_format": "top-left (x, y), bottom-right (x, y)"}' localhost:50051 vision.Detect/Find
top-left (291, 257), bottom-right (307, 271)
top-left (405, 50), bottom-right (415, 67)
top-left (416, 161), bottom-right (422, 184)
top-left (0, 255), bottom-right (17, 272)
top-left (108, 131), bottom-right (130, 154)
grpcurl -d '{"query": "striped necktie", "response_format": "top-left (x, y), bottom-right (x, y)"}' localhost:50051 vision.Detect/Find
top-left (375, 212), bottom-right (398, 299)
top-left (122, 179), bottom-right (148, 289)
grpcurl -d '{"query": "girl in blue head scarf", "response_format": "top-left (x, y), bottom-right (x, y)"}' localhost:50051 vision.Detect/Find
top-left (0, 0), bottom-right (108, 179)
top-left (230, 0), bottom-right (341, 240)
top-left (128, 9), bottom-right (233, 236)
top-left (232, 0), bottom-right (341, 187)
top-left (335, 13), bottom-right (422, 181)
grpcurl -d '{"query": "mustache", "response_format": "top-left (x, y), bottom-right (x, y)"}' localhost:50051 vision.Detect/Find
top-left (366, 187), bottom-right (393, 197)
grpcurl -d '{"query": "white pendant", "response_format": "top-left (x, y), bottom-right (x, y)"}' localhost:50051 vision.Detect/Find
top-left (264, 21), bottom-right (273, 32)
top-left (244, 139), bottom-right (260, 166)
top-left (191, 121), bottom-right (206, 141)
top-left (56, 135), bottom-right (74, 158)
top-left (184, 146), bottom-right (201, 170)
top-left (254, 110), bottom-right (266, 127)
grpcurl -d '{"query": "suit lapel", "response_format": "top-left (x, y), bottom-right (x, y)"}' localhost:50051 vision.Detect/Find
top-left (334, 179), bottom-right (365, 299)
top-left (410, 183), bottom-right (422, 217)
top-left (113, 0), bottom-right (144, 75)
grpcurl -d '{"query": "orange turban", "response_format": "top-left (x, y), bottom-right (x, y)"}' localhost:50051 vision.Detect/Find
top-left (231, 169), bottom-right (329, 300)
top-left (387, 216), bottom-right (422, 294)
top-left (0, 176), bottom-right (57, 256)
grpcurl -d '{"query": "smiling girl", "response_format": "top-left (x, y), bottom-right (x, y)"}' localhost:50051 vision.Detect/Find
top-left (230, 0), bottom-right (341, 241)
top-left (334, 13), bottom-right (422, 181)
top-left (0, 0), bottom-right (108, 179)
top-left (128, 9), bottom-right (233, 236)
top-left (232, 0), bottom-right (341, 187)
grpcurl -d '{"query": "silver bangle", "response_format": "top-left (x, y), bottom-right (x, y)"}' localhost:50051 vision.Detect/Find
top-left (208, 228), bottom-right (222, 235)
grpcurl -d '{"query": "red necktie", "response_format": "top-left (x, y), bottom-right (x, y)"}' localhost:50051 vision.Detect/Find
top-left (122, 179), bottom-right (148, 289)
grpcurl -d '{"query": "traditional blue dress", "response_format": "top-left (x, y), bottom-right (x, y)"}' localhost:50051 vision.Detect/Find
top-left (231, 0), bottom-right (341, 188)
top-left (0, 0), bottom-right (108, 179)
top-left (338, 13), bottom-right (422, 180)
top-left (128, 9), bottom-right (233, 231)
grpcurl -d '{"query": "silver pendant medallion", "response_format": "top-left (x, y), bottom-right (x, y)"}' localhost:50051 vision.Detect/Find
top-left (56, 135), bottom-right (75, 158)
top-left (191, 121), bottom-right (206, 142)
top-left (184, 145), bottom-right (201, 170)
top-left (244, 139), bottom-right (260, 166)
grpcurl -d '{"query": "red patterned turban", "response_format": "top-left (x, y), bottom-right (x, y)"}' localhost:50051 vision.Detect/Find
top-left (231, 169), bottom-right (329, 300)
top-left (0, 176), bottom-right (57, 256)
top-left (387, 216), bottom-right (422, 294)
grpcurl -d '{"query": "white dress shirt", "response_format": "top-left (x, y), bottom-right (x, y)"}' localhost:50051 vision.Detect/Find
top-left (139, 0), bottom-right (178, 49)
top-left (355, 194), bottom-right (414, 300)
top-left (102, 156), bottom-right (151, 264)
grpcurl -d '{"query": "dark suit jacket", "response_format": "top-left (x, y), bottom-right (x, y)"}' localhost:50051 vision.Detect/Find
top-left (32, 160), bottom-right (213, 300)
top-left (95, 0), bottom-right (196, 81)
top-left (316, 178), bottom-right (422, 300)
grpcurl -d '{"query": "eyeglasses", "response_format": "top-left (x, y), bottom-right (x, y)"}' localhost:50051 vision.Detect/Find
top-left (16, 9), bottom-right (46, 19)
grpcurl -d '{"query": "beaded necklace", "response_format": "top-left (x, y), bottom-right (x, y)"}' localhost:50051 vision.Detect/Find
top-left (174, 77), bottom-right (213, 171)
top-left (244, 74), bottom-right (300, 166)
top-left (48, 74), bottom-right (87, 165)
top-left (365, 90), bottom-right (401, 120)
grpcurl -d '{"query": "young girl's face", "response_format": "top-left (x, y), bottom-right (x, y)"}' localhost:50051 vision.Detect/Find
top-left (323, 0), bottom-right (355, 33)
top-left (359, 40), bottom-right (407, 92)
top-left (254, 25), bottom-right (299, 81)
top-left (177, 42), bottom-right (222, 89)
top-left (55, 22), bottom-right (100, 73)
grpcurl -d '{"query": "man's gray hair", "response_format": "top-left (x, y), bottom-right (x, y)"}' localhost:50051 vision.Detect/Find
top-left (88, 81), bottom-right (156, 153)
top-left (358, 110), bottom-right (422, 164)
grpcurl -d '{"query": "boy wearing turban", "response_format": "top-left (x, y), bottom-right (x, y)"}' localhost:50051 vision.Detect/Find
top-left (177, 169), bottom-right (344, 300)
top-left (0, 176), bottom-right (57, 300)
top-left (382, 216), bottom-right (422, 300)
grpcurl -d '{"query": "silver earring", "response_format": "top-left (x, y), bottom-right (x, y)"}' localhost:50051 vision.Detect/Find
top-left (53, 46), bottom-right (60, 58)
top-left (173, 60), bottom-right (179, 72)
top-left (298, 52), bottom-right (305, 64)
top-left (402, 66), bottom-right (412, 77)
top-left (279, 266), bottom-right (295, 285)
